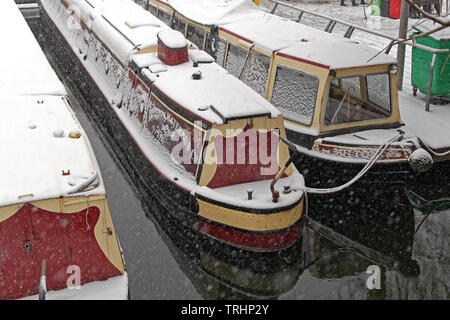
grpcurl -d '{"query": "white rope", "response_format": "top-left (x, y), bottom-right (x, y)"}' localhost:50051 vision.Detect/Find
top-left (67, 171), bottom-right (98, 194)
top-left (420, 140), bottom-right (450, 157)
top-left (303, 133), bottom-right (403, 194)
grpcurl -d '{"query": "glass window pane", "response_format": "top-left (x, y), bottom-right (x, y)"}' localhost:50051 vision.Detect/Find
top-left (271, 66), bottom-right (318, 125)
top-left (241, 51), bottom-right (270, 97)
top-left (173, 16), bottom-right (186, 35)
top-left (158, 10), bottom-right (171, 26)
top-left (148, 5), bottom-right (158, 17)
top-left (215, 39), bottom-right (227, 67)
top-left (186, 24), bottom-right (205, 49)
top-left (325, 74), bottom-right (391, 125)
top-left (367, 73), bottom-right (391, 112)
top-left (225, 44), bottom-right (247, 79)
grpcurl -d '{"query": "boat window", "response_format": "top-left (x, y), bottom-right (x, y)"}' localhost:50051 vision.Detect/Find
top-left (240, 50), bottom-right (270, 97)
top-left (204, 32), bottom-right (213, 56)
top-left (324, 73), bottom-right (391, 126)
top-left (225, 43), bottom-right (247, 79)
top-left (186, 24), bottom-right (206, 50)
top-left (367, 73), bottom-right (391, 112)
top-left (271, 66), bottom-right (318, 126)
top-left (215, 39), bottom-right (227, 67)
top-left (157, 9), bottom-right (171, 26)
top-left (148, 4), bottom-right (158, 17)
top-left (173, 16), bottom-right (187, 36)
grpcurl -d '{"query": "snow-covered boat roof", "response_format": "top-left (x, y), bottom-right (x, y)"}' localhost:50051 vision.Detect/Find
top-left (278, 40), bottom-right (397, 70)
top-left (158, 0), bottom-right (398, 68)
top-left (164, 0), bottom-right (264, 25)
top-left (221, 15), bottom-right (354, 53)
top-left (73, 0), bottom-right (280, 123)
top-left (0, 94), bottom-right (105, 207)
top-left (141, 54), bottom-right (280, 123)
top-left (0, 0), bottom-right (66, 96)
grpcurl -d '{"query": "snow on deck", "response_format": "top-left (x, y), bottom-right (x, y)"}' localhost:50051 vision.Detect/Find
top-left (399, 91), bottom-right (450, 150)
top-left (0, 0), bottom-right (66, 96)
top-left (21, 273), bottom-right (128, 300)
top-left (0, 94), bottom-right (105, 207)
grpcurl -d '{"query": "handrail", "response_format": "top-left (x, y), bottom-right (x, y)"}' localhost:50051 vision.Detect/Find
top-left (265, 0), bottom-right (449, 55)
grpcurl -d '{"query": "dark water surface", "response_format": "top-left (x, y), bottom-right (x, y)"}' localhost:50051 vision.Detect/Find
top-left (27, 16), bottom-right (449, 300)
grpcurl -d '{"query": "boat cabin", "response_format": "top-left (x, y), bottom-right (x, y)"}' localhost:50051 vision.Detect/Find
top-left (134, 0), bottom-right (403, 139)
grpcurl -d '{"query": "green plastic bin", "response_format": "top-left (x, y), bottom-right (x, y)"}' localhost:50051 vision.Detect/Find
top-left (410, 23), bottom-right (450, 98)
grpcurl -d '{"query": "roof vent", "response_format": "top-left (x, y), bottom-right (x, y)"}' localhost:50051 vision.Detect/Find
top-left (157, 29), bottom-right (189, 66)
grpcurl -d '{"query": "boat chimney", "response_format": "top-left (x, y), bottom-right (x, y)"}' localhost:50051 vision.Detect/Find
top-left (157, 29), bottom-right (189, 66)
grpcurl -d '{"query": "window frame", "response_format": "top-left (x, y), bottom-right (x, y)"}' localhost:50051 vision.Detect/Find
top-left (271, 65), bottom-right (319, 127)
top-left (323, 72), bottom-right (393, 127)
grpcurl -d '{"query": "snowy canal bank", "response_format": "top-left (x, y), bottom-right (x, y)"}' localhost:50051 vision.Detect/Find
top-left (20, 3), bottom-right (450, 300)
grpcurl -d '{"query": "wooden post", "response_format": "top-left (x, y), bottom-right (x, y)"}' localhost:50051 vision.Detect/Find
top-left (397, 0), bottom-right (410, 91)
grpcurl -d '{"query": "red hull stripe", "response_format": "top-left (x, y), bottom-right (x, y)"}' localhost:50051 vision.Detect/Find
top-left (197, 218), bottom-right (303, 250)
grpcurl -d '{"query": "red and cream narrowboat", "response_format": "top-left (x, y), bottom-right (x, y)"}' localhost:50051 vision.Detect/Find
top-left (0, 0), bottom-right (127, 300)
top-left (137, 0), bottom-right (450, 189)
top-left (38, 0), bottom-right (306, 251)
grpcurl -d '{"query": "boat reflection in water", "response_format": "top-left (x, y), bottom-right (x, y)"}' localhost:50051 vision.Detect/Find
top-left (124, 147), bottom-right (447, 299)
top-left (137, 187), bottom-right (306, 299)
top-left (301, 182), bottom-right (449, 300)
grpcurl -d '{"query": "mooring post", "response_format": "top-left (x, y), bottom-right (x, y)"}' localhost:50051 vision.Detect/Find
top-left (397, 0), bottom-right (410, 91)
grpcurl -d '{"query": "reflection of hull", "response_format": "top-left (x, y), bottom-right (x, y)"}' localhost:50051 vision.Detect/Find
top-left (137, 190), bottom-right (305, 299)
top-left (306, 185), bottom-right (418, 276)
top-left (39, 0), bottom-right (304, 252)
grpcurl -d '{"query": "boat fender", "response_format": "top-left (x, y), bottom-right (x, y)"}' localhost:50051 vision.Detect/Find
top-left (410, 148), bottom-right (433, 173)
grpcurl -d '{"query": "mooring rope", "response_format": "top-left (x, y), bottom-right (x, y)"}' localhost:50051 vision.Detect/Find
top-left (276, 132), bottom-right (405, 196)
top-left (420, 140), bottom-right (450, 157)
top-left (303, 133), bottom-right (404, 194)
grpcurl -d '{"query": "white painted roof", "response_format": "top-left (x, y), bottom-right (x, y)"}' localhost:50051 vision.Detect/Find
top-left (278, 40), bottom-right (397, 69)
top-left (0, 94), bottom-right (105, 207)
top-left (0, 0), bottom-right (66, 96)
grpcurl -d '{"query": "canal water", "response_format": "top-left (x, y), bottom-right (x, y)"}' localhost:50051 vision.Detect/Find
top-left (26, 16), bottom-right (449, 300)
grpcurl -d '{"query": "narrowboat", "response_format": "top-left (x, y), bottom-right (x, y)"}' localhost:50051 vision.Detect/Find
top-left (135, 0), bottom-right (450, 188)
top-left (0, 0), bottom-right (127, 300)
top-left (38, 0), bottom-right (305, 251)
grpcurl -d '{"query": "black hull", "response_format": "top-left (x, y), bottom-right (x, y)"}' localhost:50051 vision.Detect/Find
top-left (287, 130), bottom-right (450, 200)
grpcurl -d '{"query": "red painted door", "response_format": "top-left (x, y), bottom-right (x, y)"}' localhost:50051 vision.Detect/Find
top-left (0, 205), bottom-right (38, 299)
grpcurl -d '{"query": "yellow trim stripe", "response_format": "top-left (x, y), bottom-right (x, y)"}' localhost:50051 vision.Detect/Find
top-left (197, 198), bottom-right (303, 232)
